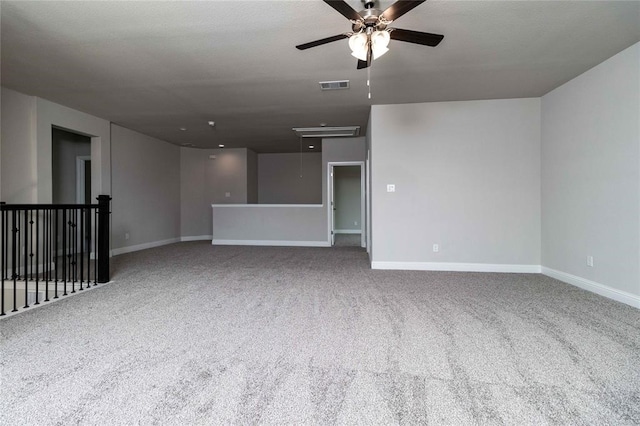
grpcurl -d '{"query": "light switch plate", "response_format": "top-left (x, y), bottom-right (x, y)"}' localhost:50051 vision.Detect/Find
top-left (387, 184), bottom-right (395, 192)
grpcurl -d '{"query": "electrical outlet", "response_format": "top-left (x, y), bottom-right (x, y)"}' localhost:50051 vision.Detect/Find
top-left (125, 232), bottom-right (130, 240)
top-left (587, 256), bottom-right (594, 267)
top-left (225, 192), bottom-right (231, 198)
top-left (387, 184), bottom-right (395, 192)
top-left (354, 221), bottom-right (358, 226)
top-left (433, 244), bottom-right (439, 253)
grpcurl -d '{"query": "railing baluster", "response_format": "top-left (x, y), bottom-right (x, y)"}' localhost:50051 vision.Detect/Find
top-left (35, 209), bottom-right (40, 305)
top-left (45, 208), bottom-right (50, 302)
top-left (70, 209), bottom-right (75, 294)
top-left (80, 207), bottom-right (84, 290)
top-left (87, 209), bottom-right (95, 286)
top-left (54, 209), bottom-right (59, 299)
top-left (23, 210), bottom-right (29, 308)
top-left (12, 210), bottom-right (18, 312)
top-left (29, 209), bottom-right (34, 281)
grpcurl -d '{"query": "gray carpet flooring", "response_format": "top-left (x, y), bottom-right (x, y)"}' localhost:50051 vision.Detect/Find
top-left (1, 242), bottom-right (639, 425)
top-left (334, 234), bottom-right (362, 247)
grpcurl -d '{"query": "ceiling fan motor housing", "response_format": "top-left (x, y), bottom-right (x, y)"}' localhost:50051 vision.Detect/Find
top-left (352, 7), bottom-right (386, 32)
top-left (363, 0), bottom-right (376, 9)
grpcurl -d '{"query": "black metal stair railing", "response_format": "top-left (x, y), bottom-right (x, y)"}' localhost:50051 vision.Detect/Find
top-left (0, 195), bottom-right (111, 316)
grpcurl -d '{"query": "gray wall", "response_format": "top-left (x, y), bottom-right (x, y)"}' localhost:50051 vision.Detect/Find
top-left (334, 166), bottom-right (361, 231)
top-left (212, 205), bottom-right (327, 243)
top-left (541, 42), bottom-right (639, 297)
top-left (370, 98), bottom-right (541, 267)
top-left (180, 148), bottom-right (249, 238)
top-left (52, 128), bottom-right (91, 205)
top-left (366, 113), bottom-right (373, 255)
top-left (247, 149), bottom-right (258, 204)
top-left (258, 153), bottom-right (322, 204)
top-left (0, 87), bottom-right (36, 203)
top-left (208, 148), bottom-right (248, 204)
top-left (111, 124), bottom-right (180, 250)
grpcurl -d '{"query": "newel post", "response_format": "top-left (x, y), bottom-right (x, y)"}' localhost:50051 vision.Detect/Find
top-left (97, 195), bottom-right (111, 283)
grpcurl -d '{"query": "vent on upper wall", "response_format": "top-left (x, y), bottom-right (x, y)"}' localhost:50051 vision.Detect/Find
top-left (319, 80), bottom-right (349, 91)
top-left (292, 126), bottom-right (360, 138)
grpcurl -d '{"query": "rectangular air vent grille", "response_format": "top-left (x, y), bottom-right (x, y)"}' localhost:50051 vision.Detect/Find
top-left (292, 126), bottom-right (360, 138)
top-left (319, 80), bottom-right (350, 91)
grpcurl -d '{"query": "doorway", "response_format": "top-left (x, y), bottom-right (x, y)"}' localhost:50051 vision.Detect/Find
top-left (52, 127), bottom-right (92, 252)
top-left (328, 162), bottom-right (365, 247)
top-left (52, 127), bottom-right (91, 204)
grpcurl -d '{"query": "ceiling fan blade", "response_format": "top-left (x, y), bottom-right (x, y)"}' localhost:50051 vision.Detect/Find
top-left (323, 0), bottom-right (362, 21)
top-left (381, 0), bottom-right (426, 22)
top-left (389, 28), bottom-right (444, 46)
top-left (357, 59), bottom-right (368, 69)
top-left (296, 34), bottom-right (349, 50)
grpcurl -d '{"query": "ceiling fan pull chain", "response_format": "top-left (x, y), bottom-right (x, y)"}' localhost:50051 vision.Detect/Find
top-left (367, 66), bottom-right (372, 99)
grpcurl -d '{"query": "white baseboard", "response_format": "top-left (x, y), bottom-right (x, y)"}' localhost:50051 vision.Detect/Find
top-left (212, 239), bottom-right (331, 247)
top-left (111, 238), bottom-right (180, 256)
top-left (542, 267), bottom-right (640, 309)
top-left (180, 235), bottom-right (213, 242)
top-left (371, 261), bottom-right (542, 274)
top-left (335, 229), bottom-right (361, 234)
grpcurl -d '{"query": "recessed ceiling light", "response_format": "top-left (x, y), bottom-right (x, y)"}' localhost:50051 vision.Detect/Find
top-left (208, 121), bottom-right (216, 127)
top-left (308, 145), bottom-right (315, 149)
top-left (218, 144), bottom-right (225, 148)
top-left (179, 127), bottom-right (187, 131)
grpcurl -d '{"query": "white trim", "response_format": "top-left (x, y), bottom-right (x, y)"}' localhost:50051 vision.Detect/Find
top-left (335, 229), bottom-right (361, 234)
top-left (212, 204), bottom-right (323, 208)
top-left (111, 238), bottom-right (180, 256)
top-left (212, 239), bottom-right (331, 247)
top-left (542, 267), bottom-right (640, 309)
top-left (180, 235), bottom-right (213, 242)
top-left (372, 262), bottom-right (542, 273)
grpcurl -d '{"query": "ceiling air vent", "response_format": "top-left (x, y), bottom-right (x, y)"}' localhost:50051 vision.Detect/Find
top-left (319, 80), bottom-right (349, 91)
top-left (292, 126), bottom-right (360, 138)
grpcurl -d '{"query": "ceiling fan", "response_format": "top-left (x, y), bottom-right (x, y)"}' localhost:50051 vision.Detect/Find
top-left (296, 0), bottom-right (444, 69)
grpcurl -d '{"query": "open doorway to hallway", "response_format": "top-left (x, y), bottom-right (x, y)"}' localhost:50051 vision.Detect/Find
top-left (328, 162), bottom-right (365, 248)
top-left (52, 127), bottom-right (92, 251)
top-left (52, 127), bottom-right (91, 205)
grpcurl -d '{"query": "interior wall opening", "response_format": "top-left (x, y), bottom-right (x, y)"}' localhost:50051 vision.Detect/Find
top-left (52, 127), bottom-right (91, 205)
top-left (329, 162), bottom-right (365, 248)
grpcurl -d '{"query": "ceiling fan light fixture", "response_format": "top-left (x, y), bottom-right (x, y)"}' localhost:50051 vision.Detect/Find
top-left (348, 33), bottom-right (368, 61)
top-left (371, 30), bottom-right (390, 59)
top-left (372, 45), bottom-right (389, 60)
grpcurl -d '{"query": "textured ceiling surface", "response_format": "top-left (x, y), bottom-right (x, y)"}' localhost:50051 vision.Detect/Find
top-left (1, 1), bottom-right (639, 152)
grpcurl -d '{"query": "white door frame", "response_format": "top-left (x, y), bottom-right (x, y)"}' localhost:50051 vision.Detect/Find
top-left (327, 161), bottom-right (366, 247)
top-left (76, 156), bottom-right (92, 204)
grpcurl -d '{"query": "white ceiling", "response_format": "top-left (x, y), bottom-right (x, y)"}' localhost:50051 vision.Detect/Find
top-left (2, 0), bottom-right (639, 152)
